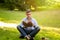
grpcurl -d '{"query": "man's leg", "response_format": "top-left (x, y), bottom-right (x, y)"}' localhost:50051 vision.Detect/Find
top-left (17, 25), bottom-right (27, 38)
top-left (26, 27), bottom-right (40, 40)
top-left (29, 27), bottom-right (40, 37)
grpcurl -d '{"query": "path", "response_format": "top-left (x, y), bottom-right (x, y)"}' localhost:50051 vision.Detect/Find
top-left (0, 21), bottom-right (60, 31)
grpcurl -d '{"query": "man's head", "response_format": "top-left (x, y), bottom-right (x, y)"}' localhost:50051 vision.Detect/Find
top-left (26, 9), bottom-right (31, 18)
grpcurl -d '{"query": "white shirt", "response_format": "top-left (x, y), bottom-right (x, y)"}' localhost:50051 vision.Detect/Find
top-left (19, 17), bottom-right (39, 30)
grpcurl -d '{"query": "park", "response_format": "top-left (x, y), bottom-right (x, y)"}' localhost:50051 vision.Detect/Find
top-left (0, 0), bottom-right (60, 40)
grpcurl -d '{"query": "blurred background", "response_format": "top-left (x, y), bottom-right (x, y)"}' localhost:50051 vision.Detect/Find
top-left (0, 0), bottom-right (60, 11)
top-left (0, 0), bottom-right (60, 40)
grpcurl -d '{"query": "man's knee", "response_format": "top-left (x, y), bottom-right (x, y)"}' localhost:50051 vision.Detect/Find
top-left (17, 25), bottom-right (23, 33)
top-left (17, 25), bottom-right (24, 31)
top-left (36, 27), bottom-right (40, 31)
top-left (17, 25), bottom-right (21, 30)
top-left (17, 25), bottom-right (19, 29)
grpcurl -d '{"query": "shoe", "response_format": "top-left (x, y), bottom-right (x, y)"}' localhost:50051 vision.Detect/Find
top-left (19, 36), bottom-right (24, 39)
top-left (30, 38), bottom-right (34, 40)
top-left (25, 35), bottom-right (30, 40)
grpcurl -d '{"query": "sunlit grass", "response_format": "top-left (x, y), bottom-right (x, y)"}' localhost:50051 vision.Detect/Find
top-left (55, 0), bottom-right (60, 2)
top-left (0, 27), bottom-right (60, 40)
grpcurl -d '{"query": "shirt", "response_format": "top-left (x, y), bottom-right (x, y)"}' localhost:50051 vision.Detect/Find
top-left (19, 17), bottom-right (39, 30)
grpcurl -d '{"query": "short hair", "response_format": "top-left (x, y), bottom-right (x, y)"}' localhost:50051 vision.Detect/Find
top-left (26, 9), bottom-right (31, 13)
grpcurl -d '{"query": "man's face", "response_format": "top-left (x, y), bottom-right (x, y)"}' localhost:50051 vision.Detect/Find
top-left (26, 12), bottom-right (31, 18)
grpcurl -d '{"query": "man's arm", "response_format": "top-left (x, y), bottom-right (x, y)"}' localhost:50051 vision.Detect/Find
top-left (19, 18), bottom-right (26, 27)
top-left (33, 19), bottom-right (39, 27)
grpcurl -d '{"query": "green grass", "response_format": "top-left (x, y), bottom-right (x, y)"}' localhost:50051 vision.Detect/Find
top-left (0, 27), bottom-right (20, 40)
top-left (0, 27), bottom-right (60, 40)
top-left (0, 9), bottom-right (25, 23)
top-left (0, 9), bottom-right (60, 40)
top-left (0, 9), bottom-right (60, 27)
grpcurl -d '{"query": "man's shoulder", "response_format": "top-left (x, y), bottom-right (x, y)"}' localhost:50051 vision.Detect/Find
top-left (32, 18), bottom-right (37, 21)
top-left (22, 17), bottom-right (37, 21)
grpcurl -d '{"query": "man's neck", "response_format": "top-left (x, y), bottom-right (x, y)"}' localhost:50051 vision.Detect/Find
top-left (27, 17), bottom-right (32, 20)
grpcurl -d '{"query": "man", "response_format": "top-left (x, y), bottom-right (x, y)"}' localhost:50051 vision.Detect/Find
top-left (17, 10), bottom-right (40, 40)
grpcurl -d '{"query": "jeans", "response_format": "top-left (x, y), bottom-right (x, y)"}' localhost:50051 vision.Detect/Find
top-left (17, 25), bottom-right (40, 37)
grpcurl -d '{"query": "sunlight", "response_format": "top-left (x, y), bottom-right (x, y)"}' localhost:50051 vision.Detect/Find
top-left (55, 0), bottom-right (60, 2)
top-left (0, 21), bottom-right (17, 28)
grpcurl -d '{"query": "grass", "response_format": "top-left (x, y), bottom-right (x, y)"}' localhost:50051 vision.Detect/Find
top-left (0, 9), bottom-right (60, 40)
top-left (0, 27), bottom-right (20, 40)
top-left (0, 9), bottom-right (25, 23)
top-left (0, 27), bottom-right (60, 40)
top-left (0, 9), bottom-right (60, 27)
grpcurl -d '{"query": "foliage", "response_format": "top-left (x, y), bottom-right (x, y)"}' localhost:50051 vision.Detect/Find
top-left (0, 0), bottom-right (60, 11)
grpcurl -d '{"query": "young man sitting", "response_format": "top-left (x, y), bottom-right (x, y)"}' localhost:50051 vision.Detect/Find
top-left (17, 10), bottom-right (40, 40)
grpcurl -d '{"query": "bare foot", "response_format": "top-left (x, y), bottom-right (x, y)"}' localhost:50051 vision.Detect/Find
top-left (25, 35), bottom-right (30, 40)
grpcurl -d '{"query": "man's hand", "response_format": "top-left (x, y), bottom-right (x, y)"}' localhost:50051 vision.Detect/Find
top-left (25, 35), bottom-right (30, 40)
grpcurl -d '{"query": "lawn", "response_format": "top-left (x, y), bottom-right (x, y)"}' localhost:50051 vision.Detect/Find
top-left (0, 9), bottom-right (60, 40)
top-left (0, 27), bottom-right (60, 40)
top-left (0, 9), bottom-right (60, 27)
